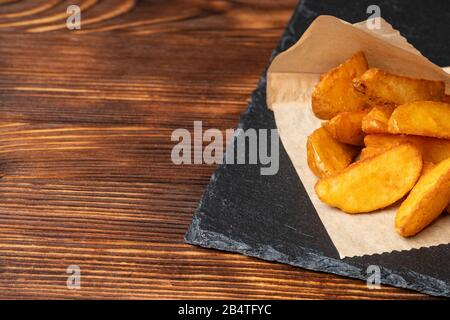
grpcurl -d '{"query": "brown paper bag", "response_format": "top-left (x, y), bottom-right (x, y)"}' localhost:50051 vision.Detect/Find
top-left (267, 16), bottom-right (450, 258)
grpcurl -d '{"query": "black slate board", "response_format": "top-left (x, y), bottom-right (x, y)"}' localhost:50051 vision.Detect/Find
top-left (185, 0), bottom-right (450, 297)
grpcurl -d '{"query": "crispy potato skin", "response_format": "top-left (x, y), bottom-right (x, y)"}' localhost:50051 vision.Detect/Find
top-left (315, 143), bottom-right (422, 213)
top-left (361, 105), bottom-right (396, 134)
top-left (359, 147), bottom-right (438, 164)
top-left (353, 68), bottom-right (445, 105)
top-left (444, 94), bottom-right (450, 104)
top-left (359, 147), bottom-right (385, 161)
top-left (307, 127), bottom-right (358, 178)
top-left (312, 51), bottom-right (368, 120)
top-left (388, 101), bottom-right (450, 139)
top-left (364, 134), bottom-right (450, 164)
top-left (420, 162), bottom-right (436, 175)
top-left (323, 110), bottom-right (369, 145)
top-left (395, 158), bottom-right (450, 237)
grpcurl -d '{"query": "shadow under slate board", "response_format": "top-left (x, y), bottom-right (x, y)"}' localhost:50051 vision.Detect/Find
top-left (185, 0), bottom-right (450, 297)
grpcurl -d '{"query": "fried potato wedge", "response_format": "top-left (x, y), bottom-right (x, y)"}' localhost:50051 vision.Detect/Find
top-left (395, 158), bottom-right (450, 237)
top-left (361, 105), bottom-right (396, 134)
top-left (420, 162), bottom-right (436, 177)
top-left (359, 146), bottom-right (385, 161)
top-left (312, 52), bottom-right (368, 120)
top-left (359, 146), bottom-right (436, 164)
top-left (388, 101), bottom-right (450, 139)
top-left (353, 68), bottom-right (445, 105)
top-left (307, 127), bottom-right (358, 178)
top-left (323, 110), bottom-right (369, 145)
top-left (364, 134), bottom-right (450, 164)
top-left (315, 144), bottom-right (422, 213)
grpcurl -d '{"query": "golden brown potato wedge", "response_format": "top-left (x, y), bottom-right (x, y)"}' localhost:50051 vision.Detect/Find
top-left (353, 68), bottom-right (445, 105)
top-left (315, 143), bottom-right (423, 213)
top-left (420, 161), bottom-right (435, 175)
top-left (307, 127), bottom-right (358, 178)
top-left (359, 146), bottom-right (385, 161)
top-left (364, 134), bottom-right (450, 164)
top-left (395, 158), bottom-right (450, 237)
top-left (419, 162), bottom-right (450, 215)
top-left (361, 105), bottom-right (396, 134)
top-left (323, 109), bottom-right (369, 145)
top-left (312, 51), bottom-right (368, 120)
top-left (388, 101), bottom-right (450, 139)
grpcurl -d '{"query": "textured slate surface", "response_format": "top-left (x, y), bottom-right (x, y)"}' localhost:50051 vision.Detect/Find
top-left (185, 0), bottom-right (450, 297)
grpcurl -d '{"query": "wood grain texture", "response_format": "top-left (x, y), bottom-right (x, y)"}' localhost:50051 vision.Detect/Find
top-left (0, 0), bottom-right (434, 299)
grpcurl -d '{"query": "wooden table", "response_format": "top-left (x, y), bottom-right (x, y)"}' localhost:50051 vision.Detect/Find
top-left (0, 0), bottom-right (432, 299)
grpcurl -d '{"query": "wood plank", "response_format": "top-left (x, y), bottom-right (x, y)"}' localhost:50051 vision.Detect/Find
top-left (0, 0), bottom-right (432, 299)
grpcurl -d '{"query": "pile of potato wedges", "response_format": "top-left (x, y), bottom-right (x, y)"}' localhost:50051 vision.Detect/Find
top-left (307, 51), bottom-right (450, 237)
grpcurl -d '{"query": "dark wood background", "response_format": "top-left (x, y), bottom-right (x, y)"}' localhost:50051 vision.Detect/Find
top-left (0, 0), bottom-right (433, 299)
